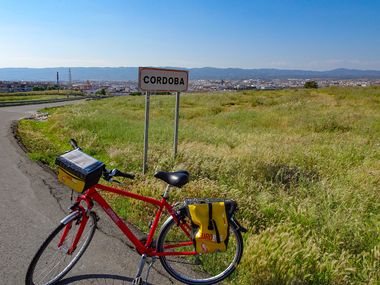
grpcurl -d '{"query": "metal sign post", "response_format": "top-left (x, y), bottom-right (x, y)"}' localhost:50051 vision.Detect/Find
top-left (138, 67), bottom-right (189, 174)
top-left (173, 92), bottom-right (180, 158)
top-left (143, 91), bottom-right (150, 174)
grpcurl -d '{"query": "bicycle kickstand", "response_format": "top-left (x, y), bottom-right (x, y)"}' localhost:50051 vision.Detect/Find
top-left (144, 256), bottom-right (157, 284)
top-left (132, 254), bottom-right (157, 285)
top-left (132, 254), bottom-right (147, 285)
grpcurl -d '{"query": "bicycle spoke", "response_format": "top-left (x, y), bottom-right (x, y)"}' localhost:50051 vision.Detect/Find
top-left (164, 257), bottom-right (201, 266)
top-left (35, 250), bottom-right (61, 283)
top-left (37, 252), bottom-right (68, 283)
top-left (158, 215), bottom-right (243, 284)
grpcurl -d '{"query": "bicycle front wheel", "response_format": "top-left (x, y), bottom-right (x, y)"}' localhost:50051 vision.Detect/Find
top-left (157, 214), bottom-right (243, 285)
top-left (25, 211), bottom-right (97, 285)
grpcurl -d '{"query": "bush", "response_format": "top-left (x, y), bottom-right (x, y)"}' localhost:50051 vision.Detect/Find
top-left (304, 81), bottom-right (318, 88)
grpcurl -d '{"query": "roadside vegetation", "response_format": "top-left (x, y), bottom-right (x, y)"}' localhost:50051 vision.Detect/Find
top-left (18, 87), bottom-right (380, 284)
top-left (0, 90), bottom-right (83, 102)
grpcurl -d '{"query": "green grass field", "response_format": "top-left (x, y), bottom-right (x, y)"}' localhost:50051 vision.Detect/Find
top-left (18, 87), bottom-right (380, 284)
top-left (0, 90), bottom-right (83, 102)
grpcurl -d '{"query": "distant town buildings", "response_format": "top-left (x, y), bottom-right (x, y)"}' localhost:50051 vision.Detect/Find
top-left (188, 78), bottom-right (379, 92)
top-left (1, 78), bottom-right (379, 95)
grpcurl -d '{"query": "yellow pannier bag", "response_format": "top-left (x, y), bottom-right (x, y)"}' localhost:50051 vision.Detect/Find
top-left (186, 199), bottom-right (236, 254)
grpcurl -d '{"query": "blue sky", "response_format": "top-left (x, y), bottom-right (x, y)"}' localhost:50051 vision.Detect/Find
top-left (1, 0), bottom-right (379, 70)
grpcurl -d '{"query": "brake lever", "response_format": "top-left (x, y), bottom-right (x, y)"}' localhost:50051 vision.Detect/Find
top-left (109, 178), bottom-right (128, 187)
top-left (110, 179), bottom-right (121, 184)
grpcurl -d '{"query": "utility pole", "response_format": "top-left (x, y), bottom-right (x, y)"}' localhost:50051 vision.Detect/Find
top-left (56, 72), bottom-right (60, 93)
top-left (68, 68), bottom-right (72, 97)
top-left (69, 68), bottom-right (72, 87)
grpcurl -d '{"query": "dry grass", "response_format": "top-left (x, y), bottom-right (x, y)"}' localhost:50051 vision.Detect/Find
top-left (18, 87), bottom-right (380, 284)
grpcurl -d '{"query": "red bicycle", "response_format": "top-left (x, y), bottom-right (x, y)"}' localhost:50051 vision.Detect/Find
top-left (25, 143), bottom-right (246, 285)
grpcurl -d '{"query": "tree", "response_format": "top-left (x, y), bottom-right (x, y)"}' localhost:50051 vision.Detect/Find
top-left (304, 81), bottom-right (318, 89)
top-left (96, 88), bottom-right (107, 95)
top-left (32, 86), bottom-right (45, 91)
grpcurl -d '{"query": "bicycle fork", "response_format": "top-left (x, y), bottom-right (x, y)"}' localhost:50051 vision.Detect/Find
top-left (132, 254), bottom-right (156, 285)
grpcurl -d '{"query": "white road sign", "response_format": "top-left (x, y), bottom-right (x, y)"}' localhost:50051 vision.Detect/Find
top-left (138, 67), bottom-right (189, 92)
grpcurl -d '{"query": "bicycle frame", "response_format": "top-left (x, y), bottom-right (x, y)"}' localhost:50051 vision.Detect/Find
top-left (64, 183), bottom-right (196, 257)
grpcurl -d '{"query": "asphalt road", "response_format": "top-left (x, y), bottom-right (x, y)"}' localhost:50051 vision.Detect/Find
top-left (0, 102), bottom-right (179, 285)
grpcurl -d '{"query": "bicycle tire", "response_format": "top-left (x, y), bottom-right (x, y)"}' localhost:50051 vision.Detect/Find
top-left (25, 211), bottom-right (97, 285)
top-left (157, 213), bottom-right (243, 285)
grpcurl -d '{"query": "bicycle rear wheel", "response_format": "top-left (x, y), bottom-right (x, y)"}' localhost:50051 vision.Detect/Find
top-left (157, 214), bottom-right (243, 285)
top-left (25, 211), bottom-right (97, 285)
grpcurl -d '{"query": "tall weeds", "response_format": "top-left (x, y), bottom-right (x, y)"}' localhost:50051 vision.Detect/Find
top-left (18, 87), bottom-right (380, 284)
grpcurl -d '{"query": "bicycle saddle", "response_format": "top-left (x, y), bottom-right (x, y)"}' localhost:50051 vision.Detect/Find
top-left (154, 170), bottom-right (189, 188)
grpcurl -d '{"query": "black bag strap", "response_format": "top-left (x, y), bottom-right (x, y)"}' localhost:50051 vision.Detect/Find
top-left (207, 202), bottom-right (221, 243)
top-left (208, 203), bottom-right (214, 230)
top-left (212, 220), bottom-right (221, 243)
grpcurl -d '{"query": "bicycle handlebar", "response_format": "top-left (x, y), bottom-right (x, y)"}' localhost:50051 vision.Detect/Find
top-left (103, 168), bottom-right (135, 181)
top-left (110, 168), bottom-right (135, 180)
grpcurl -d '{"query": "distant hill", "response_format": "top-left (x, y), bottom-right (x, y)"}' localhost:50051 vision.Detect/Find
top-left (190, 67), bottom-right (380, 80)
top-left (0, 67), bottom-right (380, 81)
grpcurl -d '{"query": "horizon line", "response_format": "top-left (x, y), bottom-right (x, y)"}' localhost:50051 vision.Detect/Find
top-left (0, 66), bottom-right (380, 72)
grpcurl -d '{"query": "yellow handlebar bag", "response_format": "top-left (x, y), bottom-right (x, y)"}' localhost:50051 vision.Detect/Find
top-left (187, 199), bottom-right (233, 254)
top-left (56, 149), bottom-right (104, 193)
